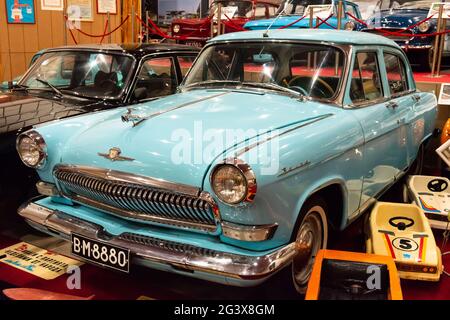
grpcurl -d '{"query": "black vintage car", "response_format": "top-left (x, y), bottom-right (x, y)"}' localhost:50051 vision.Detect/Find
top-left (0, 43), bottom-right (199, 211)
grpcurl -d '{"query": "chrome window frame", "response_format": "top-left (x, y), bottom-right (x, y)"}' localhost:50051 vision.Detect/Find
top-left (127, 54), bottom-right (179, 103)
top-left (181, 39), bottom-right (352, 107)
top-left (18, 49), bottom-right (138, 102)
top-left (346, 49), bottom-right (387, 109)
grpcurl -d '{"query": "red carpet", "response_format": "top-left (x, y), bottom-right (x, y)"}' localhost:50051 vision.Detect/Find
top-left (414, 71), bottom-right (450, 83)
top-left (0, 230), bottom-right (449, 300)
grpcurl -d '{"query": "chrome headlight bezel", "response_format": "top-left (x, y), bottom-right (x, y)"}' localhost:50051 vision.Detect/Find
top-left (16, 130), bottom-right (47, 168)
top-left (344, 21), bottom-right (355, 31)
top-left (210, 158), bottom-right (257, 205)
top-left (173, 24), bottom-right (181, 33)
top-left (418, 21), bottom-right (430, 33)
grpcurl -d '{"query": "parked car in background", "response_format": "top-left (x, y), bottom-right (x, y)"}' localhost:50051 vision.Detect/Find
top-left (244, 0), bottom-right (364, 31)
top-left (0, 50), bottom-right (45, 93)
top-left (0, 43), bottom-right (199, 212)
top-left (363, 0), bottom-right (442, 70)
top-left (171, 0), bottom-right (280, 47)
top-left (17, 29), bottom-right (436, 294)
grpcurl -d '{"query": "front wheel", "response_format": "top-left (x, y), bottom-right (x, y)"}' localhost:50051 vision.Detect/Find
top-left (291, 196), bottom-right (328, 294)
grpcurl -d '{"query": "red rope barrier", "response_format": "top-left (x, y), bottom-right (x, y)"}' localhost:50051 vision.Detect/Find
top-left (100, 20), bottom-right (109, 44)
top-left (223, 13), bottom-right (246, 31)
top-left (277, 15), bottom-right (306, 29)
top-left (345, 12), bottom-right (367, 26)
top-left (64, 15), bottom-right (129, 38)
top-left (68, 27), bottom-right (78, 44)
top-left (315, 14), bottom-right (336, 29)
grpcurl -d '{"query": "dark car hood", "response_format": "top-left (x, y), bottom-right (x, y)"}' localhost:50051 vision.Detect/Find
top-left (366, 8), bottom-right (431, 28)
top-left (0, 91), bottom-right (114, 135)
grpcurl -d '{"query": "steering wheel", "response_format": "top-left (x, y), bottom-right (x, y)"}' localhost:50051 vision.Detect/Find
top-left (288, 76), bottom-right (335, 98)
top-left (427, 179), bottom-right (448, 192)
top-left (99, 79), bottom-right (118, 95)
top-left (389, 216), bottom-right (415, 231)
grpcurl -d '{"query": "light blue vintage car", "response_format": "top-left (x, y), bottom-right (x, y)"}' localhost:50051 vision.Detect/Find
top-left (244, 0), bottom-right (364, 32)
top-left (16, 29), bottom-right (437, 293)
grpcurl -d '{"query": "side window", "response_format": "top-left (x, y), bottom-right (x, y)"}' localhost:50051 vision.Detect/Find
top-left (345, 4), bottom-right (359, 19)
top-left (383, 52), bottom-right (409, 96)
top-left (350, 52), bottom-right (383, 104)
top-left (253, 4), bottom-right (269, 19)
top-left (177, 56), bottom-right (197, 78)
top-left (133, 57), bottom-right (177, 101)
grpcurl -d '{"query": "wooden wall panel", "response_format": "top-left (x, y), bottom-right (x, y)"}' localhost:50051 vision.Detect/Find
top-left (0, 0), bottom-right (125, 81)
top-left (9, 53), bottom-right (26, 78)
top-left (0, 53), bottom-right (11, 82)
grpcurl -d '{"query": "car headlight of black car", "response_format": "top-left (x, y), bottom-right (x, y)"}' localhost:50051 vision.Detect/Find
top-left (418, 21), bottom-right (430, 33)
top-left (210, 159), bottom-right (257, 205)
top-left (344, 21), bottom-right (355, 31)
top-left (16, 130), bottom-right (47, 168)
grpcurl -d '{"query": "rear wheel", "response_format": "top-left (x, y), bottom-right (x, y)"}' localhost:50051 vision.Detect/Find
top-left (291, 196), bottom-right (328, 294)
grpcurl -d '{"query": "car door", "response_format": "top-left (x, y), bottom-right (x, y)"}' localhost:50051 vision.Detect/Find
top-left (383, 48), bottom-right (425, 167)
top-left (348, 49), bottom-right (408, 205)
top-left (381, 49), bottom-right (413, 169)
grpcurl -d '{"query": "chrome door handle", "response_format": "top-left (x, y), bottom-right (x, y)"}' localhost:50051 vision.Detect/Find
top-left (386, 101), bottom-right (399, 109)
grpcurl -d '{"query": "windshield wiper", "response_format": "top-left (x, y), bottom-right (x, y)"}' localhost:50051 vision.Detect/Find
top-left (35, 78), bottom-right (63, 98)
top-left (241, 82), bottom-right (304, 98)
top-left (182, 80), bottom-right (241, 89)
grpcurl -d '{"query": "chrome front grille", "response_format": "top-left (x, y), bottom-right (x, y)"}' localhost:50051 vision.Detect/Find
top-left (53, 165), bottom-right (219, 233)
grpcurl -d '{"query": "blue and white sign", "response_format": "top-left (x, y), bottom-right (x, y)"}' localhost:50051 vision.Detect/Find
top-left (6, 0), bottom-right (36, 24)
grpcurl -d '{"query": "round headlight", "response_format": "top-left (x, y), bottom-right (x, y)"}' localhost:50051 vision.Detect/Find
top-left (418, 21), bottom-right (430, 33)
top-left (211, 160), bottom-right (257, 205)
top-left (16, 130), bottom-right (47, 168)
top-left (173, 24), bottom-right (181, 33)
top-left (344, 21), bottom-right (355, 31)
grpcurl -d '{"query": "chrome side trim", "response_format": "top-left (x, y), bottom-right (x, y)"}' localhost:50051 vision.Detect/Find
top-left (221, 221), bottom-right (278, 242)
top-left (18, 201), bottom-right (297, 282)
top-left (234, 113), bottom-right (334, 157)
top-left (122, 91), bottom-right (231, 127)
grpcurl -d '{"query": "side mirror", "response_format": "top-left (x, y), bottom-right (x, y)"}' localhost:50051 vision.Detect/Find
top-left (7, 81), bottom-right (14, 89)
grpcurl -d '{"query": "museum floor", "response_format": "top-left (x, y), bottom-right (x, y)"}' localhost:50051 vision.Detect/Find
top-left (0, 137), bottom-right (449, 300)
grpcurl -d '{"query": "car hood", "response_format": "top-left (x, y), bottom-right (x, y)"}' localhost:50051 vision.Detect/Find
top-left (366, 9), bottom-right (431, 29)
top-left (55, 90), bottom-right (337, 188)
top-left (244, 16), bottom-right (339, 30)
top-left (0, 91), bottom-right (109, 134)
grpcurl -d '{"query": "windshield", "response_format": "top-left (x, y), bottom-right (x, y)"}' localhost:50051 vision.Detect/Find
top-left (183, 42), bottom-right (344, 100)
top-left (210, 1), bottom-right (253, 18)
top-left (398, 1), bottom-right (436, 10)
top-left (276, 0), bottom-right (332, 15)
top-left (20, 51), bottom-right (134, 99)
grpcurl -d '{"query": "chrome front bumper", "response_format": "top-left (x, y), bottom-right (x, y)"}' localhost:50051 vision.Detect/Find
top-left (18, 201), bottom-right (297, 286)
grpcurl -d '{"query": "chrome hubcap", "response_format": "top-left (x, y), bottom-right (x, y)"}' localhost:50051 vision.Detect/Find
top-left (293, 211), bottom-right (324, 287)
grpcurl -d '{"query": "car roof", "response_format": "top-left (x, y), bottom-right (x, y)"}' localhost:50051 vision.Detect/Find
top-left (209, 29), bottom-right (401, 49)
top-left (44, 43), bottom-right (200, 56)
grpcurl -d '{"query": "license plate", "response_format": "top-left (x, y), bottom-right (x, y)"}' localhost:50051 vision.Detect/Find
top-left (71, 233), bottom-right (130, 273)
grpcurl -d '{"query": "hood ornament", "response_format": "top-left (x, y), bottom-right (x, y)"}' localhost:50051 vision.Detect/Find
top-left (121, 108), bottom-right (145, 127)
top-left (98, 147), bottom-right (134, 162)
